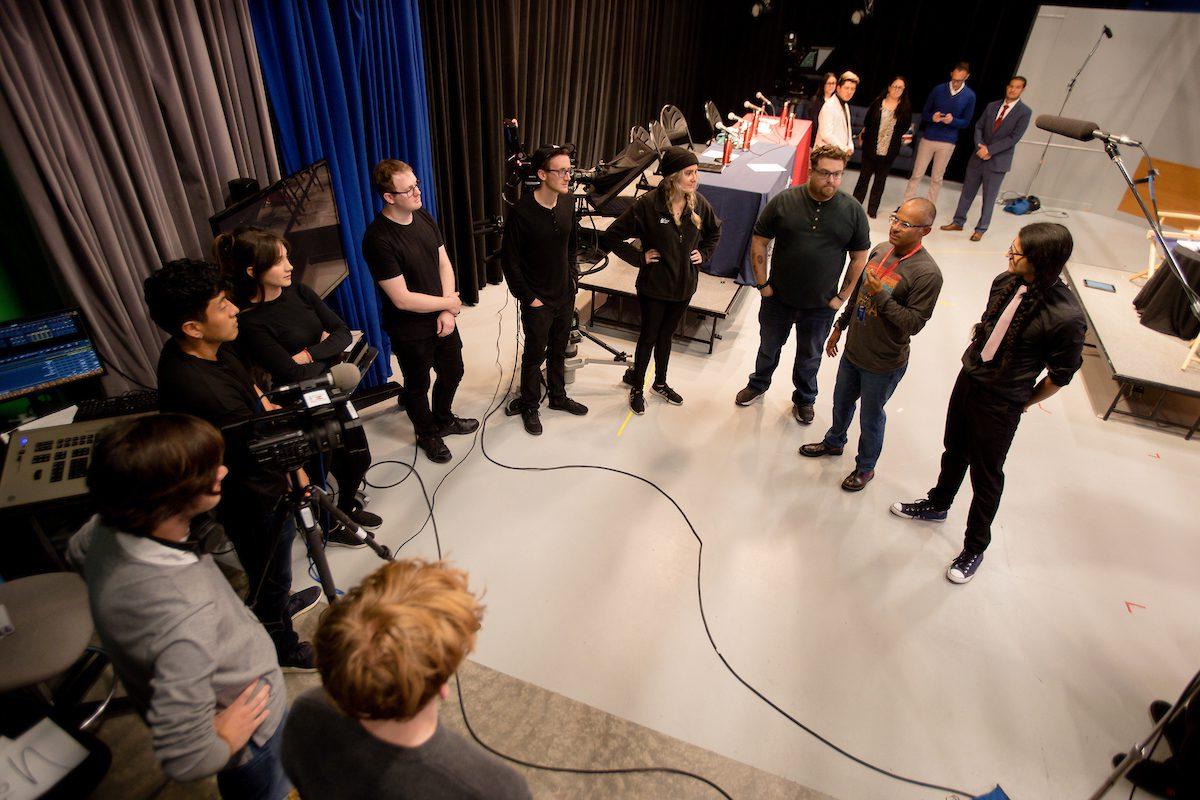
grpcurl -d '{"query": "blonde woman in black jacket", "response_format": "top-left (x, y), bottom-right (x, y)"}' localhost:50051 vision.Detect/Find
top-left (599, 147), bottom-right (721, 414)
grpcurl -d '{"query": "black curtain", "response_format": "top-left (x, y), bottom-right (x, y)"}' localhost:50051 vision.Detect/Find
top-left (419, 0), bottom-right (705, 304)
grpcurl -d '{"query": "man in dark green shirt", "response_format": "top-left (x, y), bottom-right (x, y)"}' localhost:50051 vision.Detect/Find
top-left (736, 145), bottom-right (871, 424)
top-left (799, 199), bottom-right (942, 492)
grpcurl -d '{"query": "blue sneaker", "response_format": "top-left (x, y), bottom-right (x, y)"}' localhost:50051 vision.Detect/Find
top-left (890, 497), bottom-right (948, 522)
top-left (946, 550), bottom-right (984, 584)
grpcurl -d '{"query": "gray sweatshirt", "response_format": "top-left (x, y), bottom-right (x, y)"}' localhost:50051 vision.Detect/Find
top-left (68, 516), bottom-right (286, 781)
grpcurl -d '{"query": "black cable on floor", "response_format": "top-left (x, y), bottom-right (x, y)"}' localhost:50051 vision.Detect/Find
top-left (470, 292), bottom-right (975, 798)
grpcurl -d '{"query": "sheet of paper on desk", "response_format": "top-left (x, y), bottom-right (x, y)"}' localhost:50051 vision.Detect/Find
top-left (747, 163), bottom-right (787, 173)
top-left (759, 118), bottom-right (779, 127)
top-left (0, 718), bottom-right (88, 800)
top-left (700, 148), bottom-right (741, 162)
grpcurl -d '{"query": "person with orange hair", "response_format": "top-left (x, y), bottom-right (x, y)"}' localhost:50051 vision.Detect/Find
top-left (280, 559), bottom-right (530, 799)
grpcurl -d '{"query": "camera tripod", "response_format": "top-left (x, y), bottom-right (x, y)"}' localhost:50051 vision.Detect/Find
top-left (265, 467), bottom-right (393, 605)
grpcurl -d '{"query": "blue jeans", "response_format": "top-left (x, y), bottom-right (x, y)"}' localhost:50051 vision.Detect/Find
top-left (822, 357), bottom-right (908, 472)
top-left (216, 713), bottom-right (291, 800)
top-left (747, 296), bottom-right (836, 406)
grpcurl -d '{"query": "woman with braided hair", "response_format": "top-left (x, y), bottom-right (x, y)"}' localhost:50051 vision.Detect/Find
top-left (890, 222), bottom-right (1087, 584)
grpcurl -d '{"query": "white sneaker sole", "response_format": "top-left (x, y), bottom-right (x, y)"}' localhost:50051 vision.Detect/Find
top-left (889, 502), bottom-right (947, 522)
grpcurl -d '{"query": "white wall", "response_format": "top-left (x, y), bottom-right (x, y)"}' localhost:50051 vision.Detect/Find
top-left (1008, 6), bottom-right (1200, 218)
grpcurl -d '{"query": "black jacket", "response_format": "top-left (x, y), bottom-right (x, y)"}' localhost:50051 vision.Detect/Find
top-left (598, 189), bottom-right (721, 302)
top-left (860, 97), bottom-right (913, 162)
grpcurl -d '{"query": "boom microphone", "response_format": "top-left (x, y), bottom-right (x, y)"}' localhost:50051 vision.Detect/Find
top-left (1035, 115), bottom-right (1143, 147)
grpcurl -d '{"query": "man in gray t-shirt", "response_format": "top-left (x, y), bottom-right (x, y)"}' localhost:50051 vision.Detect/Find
top-left (800, 198), bottom-right (942, 491)
top-left (736, 145), bottom-right (872, 425)
top-left (282, 559), bottom-right (530, 800)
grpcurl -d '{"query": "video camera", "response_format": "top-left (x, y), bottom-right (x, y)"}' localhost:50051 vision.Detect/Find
top-left (234, 363), bottom-right (367, 474)
top-left (500, 119), bottom-right (607, 203)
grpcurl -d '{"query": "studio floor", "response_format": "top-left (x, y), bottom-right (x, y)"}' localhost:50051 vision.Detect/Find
top-left (277, 175), bottom-right (1199, 800)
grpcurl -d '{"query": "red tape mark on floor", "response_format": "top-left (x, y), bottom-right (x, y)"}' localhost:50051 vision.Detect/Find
top-left (1037, 403), bottom-right (1050, 414)
top-left (1125, 601), bottom-right (1147, 614)
top-left (1149, 453), bottom-right (1161, 459)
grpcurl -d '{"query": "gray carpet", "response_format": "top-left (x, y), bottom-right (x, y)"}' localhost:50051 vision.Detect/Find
top-left (90, 602), bottom-right (833, 800)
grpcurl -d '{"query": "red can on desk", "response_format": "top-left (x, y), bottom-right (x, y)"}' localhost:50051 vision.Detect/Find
top-left (722, 136), bottom-right (733, 164)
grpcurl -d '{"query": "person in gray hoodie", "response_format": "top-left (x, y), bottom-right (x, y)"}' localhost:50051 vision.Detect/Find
top-left (69, 414), bottom-right (289, 799)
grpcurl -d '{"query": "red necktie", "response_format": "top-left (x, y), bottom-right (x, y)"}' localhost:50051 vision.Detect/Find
top-left (992, 104), bottom-right (1008, 133)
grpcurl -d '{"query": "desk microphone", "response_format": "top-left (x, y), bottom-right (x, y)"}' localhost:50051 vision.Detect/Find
top-left (743, 100), bottom-right (765, 113)
top-left (755, 91), bottom-right (774, 111)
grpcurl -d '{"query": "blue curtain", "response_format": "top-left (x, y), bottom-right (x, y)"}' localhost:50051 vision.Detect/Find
top-left (247, 0), bottom-right (436, 387)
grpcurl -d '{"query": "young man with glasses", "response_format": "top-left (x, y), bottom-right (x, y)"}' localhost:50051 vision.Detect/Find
top-left (799, 198), bottom-right (942, 492)
top-left (500, 145), bottom-right (588, 435)
top-left (363, 160), bottom-right (478, 464)
top-left (735, 145), bottom-right (871, 425)
top-left (904, 62), bottom-right (976, 204)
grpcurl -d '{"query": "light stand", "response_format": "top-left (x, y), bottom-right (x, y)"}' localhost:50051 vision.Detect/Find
top-left (1088, 672), bottom-right (1200, 800)
top-left (1021, 28), bottom-right (1109, 198)
top-left (1103, 140), bottom-right (1200, 324)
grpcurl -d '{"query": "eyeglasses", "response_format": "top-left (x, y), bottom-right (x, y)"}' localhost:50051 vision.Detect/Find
top-left (888, 214), bottom-right (926, 230)
top-left (388, 179), bottom-right (420, 197)
top-left (542, 168), bottom-right (571, 178)
top-left (1007, 246), bottom-right (1024, 260)
top-left (813, 168), bottom-right (844, 179)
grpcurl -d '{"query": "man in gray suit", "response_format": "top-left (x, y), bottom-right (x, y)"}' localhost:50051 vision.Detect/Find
top-left (942, 77), bottom-right (1032, 241)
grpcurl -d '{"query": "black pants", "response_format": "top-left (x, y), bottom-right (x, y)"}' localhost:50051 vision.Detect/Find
top-left (927, 369), bottom-right (1024, 555)
top-left (519, 299), bottom-right (573, 407)
top-left (852, 149), bottom-right (896, 217)
top-left (392, 329), bottom-right (464, 437)
top-left (317, 423), bottom-right (371, 513)
top-left (633, 295), bottom-right (689, 386)
top-left (220, 491), bottom-right (299, 657)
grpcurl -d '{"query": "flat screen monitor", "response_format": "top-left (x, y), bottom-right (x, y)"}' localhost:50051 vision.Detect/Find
top-left (209, 160), bottom-right (349, 299)
top-left (0, 308), bottom-right (105, 402)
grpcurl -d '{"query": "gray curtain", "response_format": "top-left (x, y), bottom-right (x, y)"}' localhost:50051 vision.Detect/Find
top-left (0, 0), bottom-right (279, 389)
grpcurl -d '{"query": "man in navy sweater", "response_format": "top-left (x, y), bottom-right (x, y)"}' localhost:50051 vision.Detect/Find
top-left (904, 62), bottom-right (976, 203)
top-left (942, 77), bottom-right (1032, 241)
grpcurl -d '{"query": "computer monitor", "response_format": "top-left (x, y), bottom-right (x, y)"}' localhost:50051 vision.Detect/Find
top-left (0, 308), bottom-right (105, 402)
top-left (209, 159), bottom-right (349, 299)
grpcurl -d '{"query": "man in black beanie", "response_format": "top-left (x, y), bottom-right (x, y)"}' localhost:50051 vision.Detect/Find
top-left (501, 145), bottom-right (588, 435)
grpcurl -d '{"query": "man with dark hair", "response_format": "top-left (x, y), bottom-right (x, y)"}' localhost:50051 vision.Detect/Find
top-left (144, 259), bottom-right (319, 671)
top-left (801, 198), bottom-right (942, 492)
top-left (69, 414), bottom-right (290, 799)
top-left (500, 145), bottom-right (588, 435)
top-left (363, 160), bottom-right (478, 464)
top-left (942, 76), bottom-right (1032, 241)
top-left (905, 62), bottom-right (976, 203)
top-left (892, 222), bottom-right (1086, 584)
top-left (735, 145), bottom-right (871, 425)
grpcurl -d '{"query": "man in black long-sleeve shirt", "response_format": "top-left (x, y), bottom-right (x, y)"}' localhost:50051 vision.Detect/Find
top-left (500, 146), bottom-right (588, 435)
top-left (145, 259), bottom-right (315, 670)
top-left (892, 223), bottom-right (1086, 585)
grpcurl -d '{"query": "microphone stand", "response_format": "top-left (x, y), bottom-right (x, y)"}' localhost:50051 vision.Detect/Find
top-left (1087, 671), bottom-right (1200, 800)
top-left (1103, 139), bottom-right (1200, 324)
top-left (1022, 28), bottom-right (1109, 197)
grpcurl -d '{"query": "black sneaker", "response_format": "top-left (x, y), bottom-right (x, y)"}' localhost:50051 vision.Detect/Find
top-left (286, 586), bottom-right (322, 621)
top-left (548, 396), bottom-right (588, 415)
top-left (438, 416), bottom-right (479, 436)
top-left (325, 521), bottom-right (367, 548)
top-left (792, 403), bottom-right (815, 424)
top-left (946, 549), bottom-right (984, 584)
top-left (651, 383), bottom-right (683, 405)
top-left (629, 389), bottom-right (645, 415)
top-left (890, 498), bottom-right (949, 522)
top-left (621, 368), bottom-right (638, 388)
top-left (346, 503), bottom-right (382, 529)
top-left (278, 641), bottom-right (318, 673)
top-left (417, 435), bottom-right (452, 464)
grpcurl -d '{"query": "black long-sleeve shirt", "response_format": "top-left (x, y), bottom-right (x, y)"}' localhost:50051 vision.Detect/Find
top-left (501, 190), bottom-right (578, 307)
top-left (237, 284), bottom-right (351, 384)
top-left (598, 188), bottom-right (721, 302)
top-left (962, 272), bottom-right (1087, 405)
top-left (156, 340), bottom-right (284, 514)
